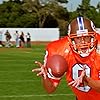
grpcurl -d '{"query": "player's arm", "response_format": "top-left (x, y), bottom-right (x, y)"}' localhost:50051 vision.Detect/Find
top-left (84, 76), bottom-right (100, 92)
top-left (68, 68), bottom-right (100, 92)
top-left (32, 61), bottom-right (60, 94)
top-left (42, 74), bottom-right (60, 93)
top-left (32, 41), bottom-right (67, 94)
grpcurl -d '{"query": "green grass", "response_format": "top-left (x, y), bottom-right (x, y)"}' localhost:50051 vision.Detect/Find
top-left (0, 45), bottom-right (75, 100)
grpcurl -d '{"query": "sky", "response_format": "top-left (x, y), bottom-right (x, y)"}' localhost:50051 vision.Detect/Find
top-left (66, 0), bottom-right (100, 11)
top-left (0, 0), bottom-right (99, 11)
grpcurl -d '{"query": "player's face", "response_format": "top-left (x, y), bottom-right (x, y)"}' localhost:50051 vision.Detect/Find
top-left (73, 35), bottom-right (91, 53)
top-left (74, 36), bottom-right (91, 44)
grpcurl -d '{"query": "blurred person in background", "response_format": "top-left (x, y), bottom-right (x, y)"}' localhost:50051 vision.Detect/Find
top-left (0, 31), bottom-right (4, 47)
top-left (19, 31), bottom-right (25, 48)
top-left (4, 30), bottom-right (12, 48)
top-left (26, 32), bottom-right (31, 48)
top-left (14, 31), bottom-right (20, 48)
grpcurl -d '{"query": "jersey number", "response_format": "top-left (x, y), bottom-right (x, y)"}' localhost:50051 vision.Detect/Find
top-left (72, 64), bottom-right (91, 92)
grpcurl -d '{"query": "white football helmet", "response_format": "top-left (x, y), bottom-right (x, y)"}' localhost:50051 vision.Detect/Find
top-left (68, 17), bottom-right (97, 57)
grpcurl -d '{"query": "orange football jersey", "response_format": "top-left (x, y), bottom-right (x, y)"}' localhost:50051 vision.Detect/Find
top-left (44, 34), bottom-right (100, 100)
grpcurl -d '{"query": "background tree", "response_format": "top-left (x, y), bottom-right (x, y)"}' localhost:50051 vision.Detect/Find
top-left (97, 1), bottom-right (100, 12)
top-left (0, 0), bottom-right (100, 36)
top-left (22, 0), bottom-right (69, 35)
top-left (76, 0), bottom-right (99, 28)
top-left (77, 0), bottom-right (91, 16)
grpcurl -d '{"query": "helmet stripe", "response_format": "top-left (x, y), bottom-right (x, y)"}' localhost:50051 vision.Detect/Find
top-left (77, 17), bottom-right (84, 30)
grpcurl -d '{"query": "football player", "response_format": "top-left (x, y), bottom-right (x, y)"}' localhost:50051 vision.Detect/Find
top-left (32, 17), bottom-right (100, 100)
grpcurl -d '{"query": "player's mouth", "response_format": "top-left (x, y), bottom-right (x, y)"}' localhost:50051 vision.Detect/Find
top-left (80, 47), bottom-right (88, 53)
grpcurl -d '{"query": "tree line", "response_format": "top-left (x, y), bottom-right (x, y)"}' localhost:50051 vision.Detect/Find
top-left (0, 0), bottom-right (100, 36)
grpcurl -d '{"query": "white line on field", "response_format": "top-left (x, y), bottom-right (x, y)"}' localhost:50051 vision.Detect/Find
top-left (0, 94), bottom-right (74, 98)
top-left (0, 80), bottom-right (40, 83)
top-left (0, 59), bottom-right (32, 61)
top-left (0, 71), bottom-right (31, 72)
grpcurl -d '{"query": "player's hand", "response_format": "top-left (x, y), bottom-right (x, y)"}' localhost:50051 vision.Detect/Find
top-left (68, 66), bottom-right (86, 88)
top-left (32, 61), bottom-right (47, 79)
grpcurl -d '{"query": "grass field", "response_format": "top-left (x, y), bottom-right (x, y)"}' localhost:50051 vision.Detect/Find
top-left (0, 44), bottom-right (75, 100)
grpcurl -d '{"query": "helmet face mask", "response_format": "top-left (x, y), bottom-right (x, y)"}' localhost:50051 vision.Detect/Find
top-left (68, 17), bottom-right (97, 57)
top-left (69, 32), bottom-right (97, 57)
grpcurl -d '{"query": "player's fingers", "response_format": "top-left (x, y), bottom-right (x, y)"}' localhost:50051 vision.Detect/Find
top-left (80, 70), bottom-right (86, 78)
top-left (72, 81), bottom-right (77, 87)
top-left (75, 81), bottom-right (80, 88)
top-left (68, 81), bottom-right (75, 86)
top-left (80, 77), bottom-right (83, 83)
top-left (37, 70), bottom-right (47, 79)
top-left (35, 61), bottom-right (43, 67)
top-left (37, 71), bottom-right (43, 76)
top-left (83, 65), bottom-right (86, 70)
top-left (32, 68), bottom-right (41, 72)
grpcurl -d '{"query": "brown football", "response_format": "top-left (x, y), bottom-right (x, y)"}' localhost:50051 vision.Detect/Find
top-left (46, 55), bottom-right (68, 78)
